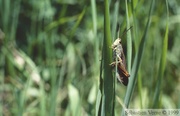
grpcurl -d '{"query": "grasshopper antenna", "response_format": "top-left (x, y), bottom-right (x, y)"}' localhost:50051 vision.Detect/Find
top-left (120, 26), bottom-right (133, 38)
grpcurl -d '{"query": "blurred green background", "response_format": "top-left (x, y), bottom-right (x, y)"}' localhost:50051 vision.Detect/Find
top-left (0, 0), bottom-right (180, 116)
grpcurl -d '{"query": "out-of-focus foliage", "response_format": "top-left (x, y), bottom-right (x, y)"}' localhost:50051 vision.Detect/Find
top-left (0, 0), bottom-right (180, 115)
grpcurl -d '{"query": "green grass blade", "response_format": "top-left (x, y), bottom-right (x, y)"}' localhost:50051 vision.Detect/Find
top-left (122, 0), bottom-right (155, 115)
top-left (101, 0), bottom-right (114, 115)
top-left (131, 0), bottom-right (143, 108)
top-left (111, 0), bottom-right (120, 114)
top-left (125, 0), bottom-right (132, 73)
top-left (111, 0), bottom-right (120, 41)
top-left (69, 8), bottom-right (86, 39)
top-left (152, 0), bottom-right (169, 108)
top-left (68, 84), bottom-right (81, 116)
top-left (91, 0), bottom-right (97, 36)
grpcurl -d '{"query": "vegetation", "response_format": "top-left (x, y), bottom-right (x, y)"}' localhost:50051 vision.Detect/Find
top-left (0, 0), bottom-right (180, 115)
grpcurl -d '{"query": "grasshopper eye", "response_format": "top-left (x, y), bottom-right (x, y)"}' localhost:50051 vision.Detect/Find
top-left (112, 45), bottom-right (117, 49)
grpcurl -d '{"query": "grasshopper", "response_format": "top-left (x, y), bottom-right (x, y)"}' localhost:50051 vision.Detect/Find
top-left (110, 38), bottom-right (130, 86)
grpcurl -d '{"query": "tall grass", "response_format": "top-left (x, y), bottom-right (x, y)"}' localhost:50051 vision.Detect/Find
top-left (100, 0), bottom-right (114, 115)
top-left (125, 0), bottom-right (132, 73)
top-left (152, 0), bottom-right (169, 108)
top-left (121, 0), bottom-right (155, 115)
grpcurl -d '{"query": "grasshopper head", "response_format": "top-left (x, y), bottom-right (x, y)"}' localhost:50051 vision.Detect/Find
top-left (112, 38), bottom-right (121, 49)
